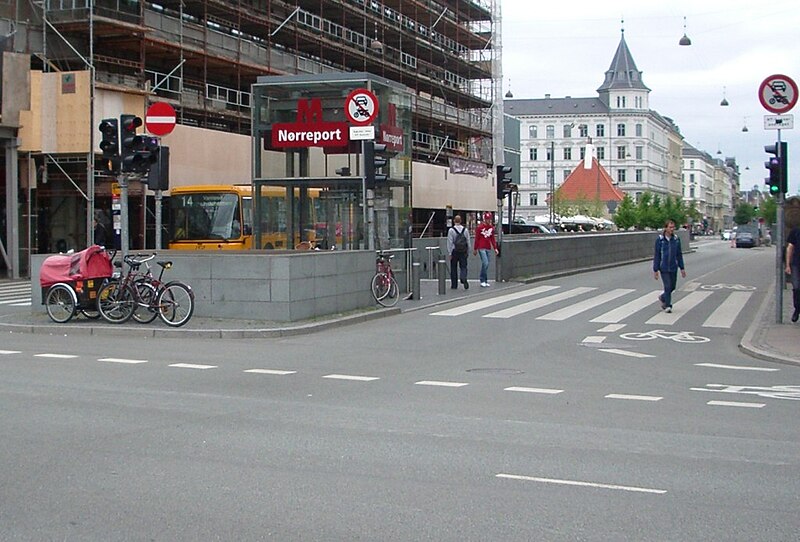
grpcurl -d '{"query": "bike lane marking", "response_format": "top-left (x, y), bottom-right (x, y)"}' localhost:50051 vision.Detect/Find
top-left (707, 400), bottom-right (765, 408)
top-left (99, 357), bottom-right (148, 364)
top-left (702, 291), bottom-right (753, 328)
top-left (695, 363), bottom-right (778, 372)
top-left (598, 348), bottom-right (655, 358)
top-left (415, 380), bottom-right (468, 387)
top-left (34, 353), bottom-right (78, 359)
top-left (323, 374), bottom-right (379, 382)
top-left (485, 287), bottom-right (595, 319)
top-left (582, 336), bottom-right (606, 344)
top-left (169, 363), bottom-right (217, 369)
top-left (504, 387), bottom-right (564, 394)
top-left (496, 474), bottom-right (667, 495)
top-left (245, 369), bottom-right (297, 375)
top-left (0, 350), bottom-right (22, 355)
top-left (605, 394), bottom-right (662, 401)
top-left (646, 291), bottom-right (713, 325)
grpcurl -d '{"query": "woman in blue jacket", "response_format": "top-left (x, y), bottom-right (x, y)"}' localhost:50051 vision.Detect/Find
top-left (653, 220), bottom-right (686, 313)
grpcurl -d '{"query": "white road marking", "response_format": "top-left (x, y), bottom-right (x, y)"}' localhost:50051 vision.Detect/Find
top-left (707, 400), bottom-right (765, 408)
top-left (598, 348), bottom-right (655, 358)
top-left (322, 374), bottom-right (379, 381)
top-left (169, 363), bottom-right (217, 369)
top-left (504, 387), bottom-right (564, 394)
top-left (0, 350), bottom-right (22, 354)
top-left (605, 394), bottom-right (663, 401)
top-left (702, 291), bottom-right (752, 328)
top-left (646, 291), bottom-right (713, 325)
top-left (582, 336), bottom-right (606, 344)
top-left (590, 290), bottom-right (662, 323)
top-left (244, 369), bottom-right (297, 375)
top-left (0, 285), bottom-right (32, 293)
top-left (485, 287), bottom-right (596, 319)
top-left (682, 282), bottom-right (701, 291)
top-left (0, 298), bottom-right (32, 305)
top-left (597, 324), bottom-right (626, 333)
top-left (431, 285), bottom-right (560, 316)
top-left (695, 363), bottom-right (778, 372)
top-left (34, 353), bottom-right (78, 359)
top-left (99, 357), bottom-right (148, 364)
top-left (9, 302), bottom-right (31, 306)
top-left (539, 289), bottom-right (634, 320)
top-left (415, 380), bottom-right (469, 387)
top-left (496, 474), bottom-right (667, 495)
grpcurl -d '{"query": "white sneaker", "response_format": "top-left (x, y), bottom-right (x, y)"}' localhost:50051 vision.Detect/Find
top-left (481, 282), bottom-right (489, 287)
top-left (666, 306), bottom-right (672, 313)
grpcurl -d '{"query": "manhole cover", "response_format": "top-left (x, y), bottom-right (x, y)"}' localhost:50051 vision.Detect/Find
top-left (466, 368), bottom-right (524, 375)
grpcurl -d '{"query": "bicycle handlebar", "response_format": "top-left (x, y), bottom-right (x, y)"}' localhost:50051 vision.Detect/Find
top-left (123, 253), bottom-right (157, 267)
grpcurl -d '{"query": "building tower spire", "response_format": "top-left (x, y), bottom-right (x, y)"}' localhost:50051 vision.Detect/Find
top-left (596, 27), bottom-right (650, 109)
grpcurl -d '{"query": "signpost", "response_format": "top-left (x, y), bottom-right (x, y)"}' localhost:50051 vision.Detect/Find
top-left (759, 74), bottom-right (797, 323)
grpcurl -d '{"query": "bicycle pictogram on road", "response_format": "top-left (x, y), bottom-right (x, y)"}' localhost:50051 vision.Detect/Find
top-left (620, 329), bottom-right (710, 343)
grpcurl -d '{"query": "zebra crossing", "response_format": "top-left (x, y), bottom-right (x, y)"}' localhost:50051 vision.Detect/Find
top-left (431, 283), bottom-right (754, 329)
top-left (0, 281), bottom-right (32, 307)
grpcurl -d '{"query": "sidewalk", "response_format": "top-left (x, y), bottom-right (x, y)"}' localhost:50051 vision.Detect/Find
top-left (2, 277), bottom-right (797, 367)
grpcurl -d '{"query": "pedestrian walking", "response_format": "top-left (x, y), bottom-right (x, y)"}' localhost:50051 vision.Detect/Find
top-left (785, 225), bottom-right (800, 322)
top-left (473, 212), bottom-right (498, 287)
top-left (653, 219), bottom-right (685, 313)
top-left (93, 214), bottom-right (107, 247)
top-left (447, 214), bottom-right (470, 289)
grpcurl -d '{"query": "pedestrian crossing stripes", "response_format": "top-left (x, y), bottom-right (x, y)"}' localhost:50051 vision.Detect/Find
top-left (431, 284), bottom-right (755, 329)
top-left (0, 281), bottom-right (32, 306)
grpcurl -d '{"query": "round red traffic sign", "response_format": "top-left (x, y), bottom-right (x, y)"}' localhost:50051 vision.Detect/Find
top-left (759, 74), bottom-right (798, 114)
top-left (145, 102), bottom-right (177, 136)
top-left (344, 88), bottom-right (379, 125)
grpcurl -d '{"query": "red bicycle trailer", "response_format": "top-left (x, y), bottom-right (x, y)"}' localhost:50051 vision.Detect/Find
top-left (40, 245), bottom-right (114, 323)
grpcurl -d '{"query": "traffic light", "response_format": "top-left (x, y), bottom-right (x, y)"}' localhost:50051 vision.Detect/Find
top-left (98, 118), bottom-right (119, 173)
top-left (765, 142), bottom-right (788, 195)
top-left (496, 165), bottom-right (513, 199)
top-left (120, 114), bottom-right (158, 174)
top-left (363, 141), bottom-right (388, 188)
top-left (146, 146), bottom-right (169, 191)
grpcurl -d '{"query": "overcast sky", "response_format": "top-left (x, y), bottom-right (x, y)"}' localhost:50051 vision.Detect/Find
top-left (502, 0), bottom-right (800, 194)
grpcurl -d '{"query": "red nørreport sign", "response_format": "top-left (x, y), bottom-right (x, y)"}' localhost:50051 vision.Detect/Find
top-left (271, 121), bottom-right (349, 148)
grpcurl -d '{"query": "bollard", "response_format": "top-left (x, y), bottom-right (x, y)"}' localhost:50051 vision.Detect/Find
top-left (411, 261), bottom-right (421, 300)
top-left (438, 258), bottom-right (447, 295)
top-left (425, 246), bottom-right (438, 279)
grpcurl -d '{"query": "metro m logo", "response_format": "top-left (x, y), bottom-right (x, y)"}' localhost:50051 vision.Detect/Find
top-left (296, 98), bottom-right (324, 124)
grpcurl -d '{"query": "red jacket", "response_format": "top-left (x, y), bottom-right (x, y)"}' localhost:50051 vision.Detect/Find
top-left (474, 223), bottom-right (498, 251)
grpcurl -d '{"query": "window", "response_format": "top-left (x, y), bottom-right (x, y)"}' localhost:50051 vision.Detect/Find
top-left (617, 169), bottom-right (626, 183)
top-left (635, 146), bottom-right (643, 160)
top-left (529, 125), bottom-right (538, 138)
top-left (617, 123), bottom-right (626, 136)
top-left (563, 124), bottom-right (572, 138)
top-left (529, 193), bottom-right (538, 206)
top-left (563, 170), bottom-right (570, 181)
top-left (563, 147), bottom-right (572, 160)
top-left (546, 125), bottom-right (555, 138)
top-left (546, 147), bottom-right (553, 161)
top-left (597, 146), bottom-right (605, 160)
top-left (529, 170), bottom-right (538, 184)
top-left (635, 123), bottom-right (643, 137)
top-left (690, 173), bottom-right (695, 184)
top-left (617, 146), bottom-right (627, 160)
top-left (596, 124), bottom-right (605, 137)
top-left (690, 186), bottom-right (695, 198)
top-left (616, 96), bottom-right (626, 108)
top-left (546, 170), bottom-right (554, 183)
top-left (529, 148), bottom-right (538, 161)
top-left (635, 169), bottom-right (643, 182)
top-left (690, 160), bottom-right (695, 168)
top-left (579, 146), bottom-right (586, 159)
top-left (578, 124), bottom-right (588, 138)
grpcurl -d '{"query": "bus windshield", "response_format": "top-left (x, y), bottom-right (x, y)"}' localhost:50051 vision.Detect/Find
top-left (170, 192), bottom-right (242, 241)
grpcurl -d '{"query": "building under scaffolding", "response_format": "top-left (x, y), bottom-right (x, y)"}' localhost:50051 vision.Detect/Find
top-left (0, 0), bottom-right (501, 277)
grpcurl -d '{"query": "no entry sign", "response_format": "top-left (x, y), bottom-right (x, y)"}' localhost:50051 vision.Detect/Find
top-left (145, 102), bottom-right (177, 136)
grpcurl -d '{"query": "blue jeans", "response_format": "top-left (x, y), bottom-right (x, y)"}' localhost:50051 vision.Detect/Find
top-left (478, 249), bottom-right (491, 283)
top-left (660, 271), bottom-right (678, 307)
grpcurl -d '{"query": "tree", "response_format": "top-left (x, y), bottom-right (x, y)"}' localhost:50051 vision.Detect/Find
top-left (761, 196), bottom-right (777, 227)
top-left (734, 202), bottom-right (756, 225)
top-left (613, 194), bottom-right (637, 230)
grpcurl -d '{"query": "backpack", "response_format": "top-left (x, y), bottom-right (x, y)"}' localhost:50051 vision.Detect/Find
top-left (453, 226), bottom-right (468, 254)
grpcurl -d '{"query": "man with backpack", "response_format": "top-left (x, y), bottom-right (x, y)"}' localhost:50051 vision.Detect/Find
top-left (447, 214), bottom-right (471, 290)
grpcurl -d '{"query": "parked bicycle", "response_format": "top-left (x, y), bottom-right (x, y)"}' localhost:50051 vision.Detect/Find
top-left (97, 253), bottom-right (195, 327)
top-left (371, 251), bottom-right (399, 307)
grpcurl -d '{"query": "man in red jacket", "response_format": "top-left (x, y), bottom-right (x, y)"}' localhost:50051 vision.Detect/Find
top-left (473, 212), bottom-right (499, 287)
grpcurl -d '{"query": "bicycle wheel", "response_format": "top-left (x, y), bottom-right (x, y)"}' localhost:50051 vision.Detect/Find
top-left (45, 284), bottom-right (77, 323)
top-left (619, 331), bottom-right (655, 341)
top-left (371, 272), bottom-right (391, 302)
top-left (132, 280), bottom-right (159, 324)
top-left (97, 280), bottom-right (135, 324)
top-left (157, 282), bottom-right (195, 327)
top-left (376, 275), bottom-right (399, 307)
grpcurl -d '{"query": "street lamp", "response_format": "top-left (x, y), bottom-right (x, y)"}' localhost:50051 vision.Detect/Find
top-left (679, 16), bottom-right (692, 46)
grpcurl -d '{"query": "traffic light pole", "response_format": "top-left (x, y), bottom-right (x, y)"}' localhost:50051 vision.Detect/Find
top-left (117, 173), bottom-right (130, 261)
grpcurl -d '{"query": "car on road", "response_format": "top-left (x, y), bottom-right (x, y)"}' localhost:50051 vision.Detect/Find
top-left (502, 220), bottom-right (555, 235)
top-left (734, 230), bottom-right (757, 248)
top-left (721, 229), bottom-right (733, 240)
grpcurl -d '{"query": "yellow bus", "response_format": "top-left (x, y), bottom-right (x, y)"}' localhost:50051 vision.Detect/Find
top-left (168, 184), bottom-right (347, 250)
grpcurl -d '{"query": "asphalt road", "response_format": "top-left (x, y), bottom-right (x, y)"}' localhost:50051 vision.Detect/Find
top-left (1, 240), bottom-right (798, 541)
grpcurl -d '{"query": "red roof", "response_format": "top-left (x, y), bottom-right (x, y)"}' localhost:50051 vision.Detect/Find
top-left (558, 157), bottom-right (625, 202)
